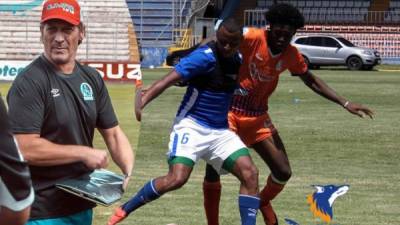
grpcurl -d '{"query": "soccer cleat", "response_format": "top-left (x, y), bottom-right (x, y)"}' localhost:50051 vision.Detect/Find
top-left (107, 207), bottom-right (127, 225)
top-left (261, 202), bottom-right (278, 225)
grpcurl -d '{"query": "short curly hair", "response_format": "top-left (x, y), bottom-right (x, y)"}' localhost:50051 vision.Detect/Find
top-left (265, 3), bottom-right (305, 29)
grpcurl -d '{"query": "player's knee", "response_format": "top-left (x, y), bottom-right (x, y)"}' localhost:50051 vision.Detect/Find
top-left (241, 164), bottom-right (259, 187)
top-left (168, 173), bottom-right (189, 190)
top-left (274, 166), bottom-right (292, 182)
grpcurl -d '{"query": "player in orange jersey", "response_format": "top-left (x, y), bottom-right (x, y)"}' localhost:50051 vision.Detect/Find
top-left (203, 3), bottom-right (374, 225)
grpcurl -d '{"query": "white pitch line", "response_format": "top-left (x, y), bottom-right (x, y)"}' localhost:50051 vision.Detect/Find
top-left (378, 69), bottom-right (400, 72)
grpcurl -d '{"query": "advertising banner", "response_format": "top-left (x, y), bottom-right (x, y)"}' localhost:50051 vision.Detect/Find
top-left (0, 61), bottom-right (31, 81)
top-left (82, 62), bottom-right (142, 82)
top-left (0, 61), bottom-right (142, 82)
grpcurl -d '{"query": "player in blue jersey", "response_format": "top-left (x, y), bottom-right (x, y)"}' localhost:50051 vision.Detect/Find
top-left (108, 18), bottom-right (260, 225)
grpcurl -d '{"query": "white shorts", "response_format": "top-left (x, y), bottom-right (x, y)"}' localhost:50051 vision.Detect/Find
top-left (167, 117), bottom-right (248, 174)
top-left (0, 178), bottom-right (34, 211)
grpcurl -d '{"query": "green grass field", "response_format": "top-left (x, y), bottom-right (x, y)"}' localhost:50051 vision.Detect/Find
top-left (1, 65), bottom-right (399, 225)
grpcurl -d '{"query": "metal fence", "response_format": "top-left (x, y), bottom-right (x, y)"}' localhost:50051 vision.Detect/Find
top-left (170, 1), bottom-right (216, 48)
top-left (171, 17), bottom-right (217, 49)
top-left (150, 0), bottom-right (192, 44)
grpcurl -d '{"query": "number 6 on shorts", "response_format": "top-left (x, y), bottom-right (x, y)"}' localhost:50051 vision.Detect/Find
top-left (181, 133), bottom-right (189, 144)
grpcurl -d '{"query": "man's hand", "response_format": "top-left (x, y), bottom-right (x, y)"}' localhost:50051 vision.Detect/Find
top-left (344, 101), bottom-right (374, 119)
top-left (82, 149), bottom-right (109, 169)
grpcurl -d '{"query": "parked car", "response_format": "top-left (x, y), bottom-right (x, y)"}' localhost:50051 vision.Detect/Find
top-left (292, 35), bottom-right (381, 70)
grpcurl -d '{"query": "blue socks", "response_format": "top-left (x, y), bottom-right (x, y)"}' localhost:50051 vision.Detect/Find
top-left (122, 179), bottom-right (160, 214)
top-left (121, 180), bottom-right (260, 225)
top-left (238, 195), bottom-right (260, 225)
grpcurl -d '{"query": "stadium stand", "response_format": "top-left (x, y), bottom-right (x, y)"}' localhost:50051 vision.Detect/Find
top-left (385, 0), bottom-right (400, 22)
top-left (126, 0), bottom-right (194, 67)
top-left (126, 0), bottom-right (192, 47)
top-left (255, 0), bottom-right (399, 25)
top-left (0, 0), bottom-right (140, 62)
top-left (256, 0), bottom-right (377, 24)
top-left (105, 0), bottom-right (398, 67)
top-left (243, 0), bottom-right (400, 63)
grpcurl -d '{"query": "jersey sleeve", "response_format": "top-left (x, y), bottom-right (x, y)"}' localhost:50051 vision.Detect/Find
top-left (288, 46), bottom-right (308, 76)
top-left (241, 27), bottom-right (262, 48)
top-left (93, 70), bottom-right (119, 129)
top-left (0, 97), bottom-right (33, 208)
top-left (7, 75), bottom-right (45, 134)
top-left (174, 46), bottom-right (216, 80)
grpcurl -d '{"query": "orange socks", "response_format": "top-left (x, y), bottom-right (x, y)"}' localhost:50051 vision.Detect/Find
top-left (259, 175), bottom-right (285, 225)
top-left (203, 181), bottom-right (222, 225)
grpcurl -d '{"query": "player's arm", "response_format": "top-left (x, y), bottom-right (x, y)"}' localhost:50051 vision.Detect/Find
top-left (98, 125), bottom-right (134, 190)
top-left (290, 48), bottom-right (374, 119)
top-left (143, 46), bottom-right (215, 109)
top-left (298, 70), bottom-right (374, 118)
top-left (141, 69), bottom-right (182, 109)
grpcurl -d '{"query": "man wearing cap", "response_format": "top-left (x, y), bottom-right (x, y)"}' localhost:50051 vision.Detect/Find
top-left (7, 0), bottom-right (134, 224)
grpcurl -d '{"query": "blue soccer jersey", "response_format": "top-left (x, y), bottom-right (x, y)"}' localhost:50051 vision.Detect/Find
top-left (174, 44), bottom-right (241, 129)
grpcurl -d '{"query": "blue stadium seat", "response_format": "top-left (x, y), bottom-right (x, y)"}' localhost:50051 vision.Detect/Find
top-left (354, 1), bottom-right (362, 8)
top-left (126, 0), bottom-right (192, 48)
top-left (345, 1), bottom-right (354, 7)
top-left (329, 1), bottom-right (338, 8)
top-left (306, 1), bottom-right (314, 7)
top-left (298, 1), bottom-right (306, 8)
top-left (322, 1), bottom-right (330, 8)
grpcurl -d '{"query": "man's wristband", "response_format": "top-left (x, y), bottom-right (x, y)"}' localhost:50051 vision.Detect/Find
top-left (124, 173), bottom-right (132, 179)
top-left (343, 101), bottom-right (350, 108)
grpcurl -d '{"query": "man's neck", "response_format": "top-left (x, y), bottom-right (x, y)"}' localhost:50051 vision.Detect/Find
top-left (56, 63), bottom-right (75, 74)
top-left (266, 30), bottom-right (283, 55)
top-left (43, 54), bottom-right (75, 74)
top-left (269, 46), bottom-right (281, 55)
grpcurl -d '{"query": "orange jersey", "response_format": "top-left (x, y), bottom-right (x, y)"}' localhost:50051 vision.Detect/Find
top-left (231, 27), bottom-right (308, 116)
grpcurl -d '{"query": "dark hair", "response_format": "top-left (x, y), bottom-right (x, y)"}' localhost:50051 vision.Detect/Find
top-left (219, 17), bottom-right (243, 35)
top-left (265, 3), bottom-right (304, 29)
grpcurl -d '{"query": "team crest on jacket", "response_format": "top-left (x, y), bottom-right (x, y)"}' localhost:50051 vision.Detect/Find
top-left (80, 83), bottom-right (94, 101)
